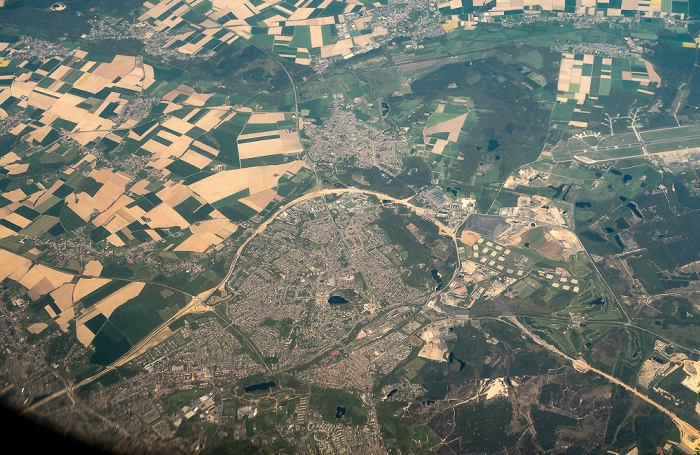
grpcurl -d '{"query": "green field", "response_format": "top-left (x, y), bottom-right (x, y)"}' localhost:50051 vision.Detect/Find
top-left (597, 133), bottom-right (639, 148)
top-left (646, 138), bottom-right (700, 154)
top-left (309, 386), bottom-right (367, 426)
top-left (640, 124), bottom-right (700, 142)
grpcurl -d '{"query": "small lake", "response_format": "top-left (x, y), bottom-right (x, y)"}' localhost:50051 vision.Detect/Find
top-left (431, 269), bottom-right (443, 290)
top-left (328, 295), bottom-right (349, 305)
top-left (335, 407), bottom-right (346, 419)
top-left (448, 352), bottom-right (466, 371)
top-left (626, 202), bottom-right (643, 219)
top-left (244, 381), bottom-right (277, 392)
top-left (381, 101), bottom-right (390, 116)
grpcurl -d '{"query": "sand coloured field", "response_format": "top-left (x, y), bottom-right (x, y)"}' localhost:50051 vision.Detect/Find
top-left (199, 217), bottom-right (237, 237)
top-left (28, 323), bottom-right (48, 334)
top-left (0, 151), bottom-right (20, 166)
top-left (185, 92), bottom-right (212, 106)
top-left (90, 168), bottom-right (131, 188)
top-left (430, 139), bottom-right (448, 155)
top-left (192, 140), bottom-right (219, 157)
top-left (157, 129), bottom-right (181, 145)
top-left (174, 227), bottom-right (222, 252)
top-left (3, 189), bottom-right (26, 202)
top-left (118, 205), bottom-right (147, 224)
top-left (55, 306), bottom-right (74, 332)
top-left (28, 91), bottom-right (59, 111)
top-left (93, 181), bottom-right (128, 209)
top-left (141, 138), bottom-right (176, 157)
top-left (67, 193), bottom-right (99, 221)
top-left (114, 327), bottom-right (174, 367)
top-left (180, 149), bottom-right (213, 169)
top-left (644, 59), bottom-right (661, 84)
top-left (27, 277), bottom-right (55, 300)
top-left (77, 323), bottom-right (96, 346)
top-left (310, 25), bottom-right (324, 48)
top-left (157, 183), bottom-right (195, 207)
top-left (0, 250), bottom-right (30, 282)
top-left (107, 233), bottom-right (125, 247)
top-left (92, 195), bottom-right (134, 227)
top-left (18, 264), bottom-right (73, 291)
top-left (286, 160), bottom-right (307, 175)
top-left (162, 84), bottom-right (195, 102)
top-left (145, 203), bottom-right (191, 229)
top-left (189, 161), bottom-right (303, 203)
top-left (4, 211), bottom-right (32, 228)
top-left (104, 214), bottom-right (131, 233)
top-left (51, 283), bottom-right (75, 312)
top-left (279, 130), bottom-right (303, 153)
top-left (240, 188), bottom-right (278, 212)
top-left (128, 179), bottom-right (151, 196)
top-left (27, 124), bottom-right (52, 143)
top-left (195, 110), bottom-right (228, 131)
top-left (248, 112), bottom-right (285, 123)
top-left (321, 38), bottom-right (354, 58)
top-left (146, 229), bottom-right (161, 241)
top-left (96, 281), bottom-right (146, 319)
top-left (75, 73), bottom-right (110, 93)
top-left (74, 277), bottom-right (112, 301)
top-left (460, 230), bottom-right (482, 245)
top-left (92, 55), bottom-right (137, 80)
top-left (5, 163), bottom-right (29, 175)
top-left (237, 136), bottom-right (285, 159)
top-left (49, 65), bottom-right (72, 81)
top-left (162, 116), bottom-right (194, 135)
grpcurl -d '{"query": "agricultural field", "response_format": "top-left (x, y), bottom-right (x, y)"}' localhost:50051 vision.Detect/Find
top-left (138, 0), bottom-right (384, 65)
top-left (553, 53), bottom-right (659, 128)
top-left (2, 2), bottom-right (700, 455)
top-left (0, 39), bottom-right (311, 262)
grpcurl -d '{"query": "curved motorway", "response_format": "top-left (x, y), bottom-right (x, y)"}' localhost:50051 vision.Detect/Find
top-left (20, 188), bottom-right (700, 453)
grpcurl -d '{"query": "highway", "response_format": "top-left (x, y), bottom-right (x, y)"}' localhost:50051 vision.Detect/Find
top-left (508, 316), bottom-right (700, 454)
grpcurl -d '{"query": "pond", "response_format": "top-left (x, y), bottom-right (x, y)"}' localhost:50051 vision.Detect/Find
top-left (328, 295), bottom-right (349, 305)
top-left (614, 234), bottom-right (625, 250)
top-left (431, 269), bottom-right (443, 290)
top-left (626, 202), bottom-right (643, 219)
top-left (244, 381), bottom-right (277, 392)
top-left (381, 101), bottom-right (390, 116)
top-left (448, 352), bottom-right (466, 371)
top-left (335, 407), bottom-right (346, 419)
